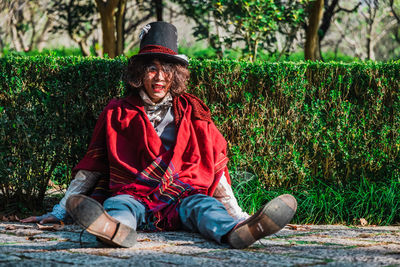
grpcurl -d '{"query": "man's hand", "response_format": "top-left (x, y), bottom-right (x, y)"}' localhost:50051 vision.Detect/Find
top-left (20, 214), bottom-right (59, 224)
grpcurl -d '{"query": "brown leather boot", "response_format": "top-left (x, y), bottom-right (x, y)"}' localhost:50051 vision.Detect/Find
top-left (66, 194), bottom-right (137, 248)
top-left (227, 194), bottom-right (297, 249)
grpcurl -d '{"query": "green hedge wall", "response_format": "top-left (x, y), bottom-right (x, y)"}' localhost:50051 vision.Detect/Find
top-left (1, 56), bottom-right (400, 223)
top-left (190, 60), bottom-right (400, 185)
top-left (0, 56), bottom-right (125, 207)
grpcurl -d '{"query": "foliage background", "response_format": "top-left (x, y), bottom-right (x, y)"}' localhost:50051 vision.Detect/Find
top-left (1, 0), bottom-right (400, 61)
top-left (1, 56), bottom-right (399, 224)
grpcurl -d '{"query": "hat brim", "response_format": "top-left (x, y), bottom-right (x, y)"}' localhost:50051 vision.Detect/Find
top-left (131, 52), bottom-right (188, 66)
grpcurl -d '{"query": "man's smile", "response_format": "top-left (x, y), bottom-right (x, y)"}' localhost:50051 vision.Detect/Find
top-left (152, 84), bottom-right (165, 91)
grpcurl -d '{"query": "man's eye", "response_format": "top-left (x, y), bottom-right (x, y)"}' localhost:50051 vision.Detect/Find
top-left (163, 64), bottom-right (173, 73)
top-left (147, 66), bottom-right (157, 72)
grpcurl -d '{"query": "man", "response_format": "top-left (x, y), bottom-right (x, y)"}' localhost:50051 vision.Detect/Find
top-left (22, 22), bottom-right (297, 249)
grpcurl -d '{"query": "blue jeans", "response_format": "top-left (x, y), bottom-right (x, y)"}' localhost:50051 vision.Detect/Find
top-left (103, 194), bottom-right (239, 244)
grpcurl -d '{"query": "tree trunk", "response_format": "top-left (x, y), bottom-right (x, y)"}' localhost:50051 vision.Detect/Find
top-left (78, 40), bottom-right (92, 56)
top-left (115, 0), bottom-right (127, 56)
top-left (155, 0), bottom-right (163, 21)
top-left (305, 0), bottom-right (324, 60)
top-left (11, 25), bottom-right (23, 52)
top-left (35, 18), bottom-right (53, 51)
top-left (95, 0), bottom-right (120, 58)
top-left (366, 26), bottom-right (375, 60)
top-left (366, 4), bottom-right (377, 60)
top-left (0, 33), bottom-right (3, 51)
top-left (319, 0), bottom-right (338, 43)
top-left (252, 39), bottom-right (259, 63)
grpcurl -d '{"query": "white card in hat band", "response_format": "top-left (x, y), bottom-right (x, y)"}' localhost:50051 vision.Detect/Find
top-left (139, 24), bottom-right (151, 40)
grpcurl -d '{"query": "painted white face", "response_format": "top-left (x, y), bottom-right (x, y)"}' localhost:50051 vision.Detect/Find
top-left (143, 60), bottom-right (173, 103)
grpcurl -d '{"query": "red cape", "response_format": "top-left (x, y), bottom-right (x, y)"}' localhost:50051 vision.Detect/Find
top-left (74, 93), bottom-right (230, 230)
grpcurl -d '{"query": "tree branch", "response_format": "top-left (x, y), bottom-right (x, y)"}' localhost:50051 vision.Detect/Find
top-left (125, 12), bottom-right (154, 34)
top-left (390, 0), bottom-right (400, 23)
top-left (373, 18), bottom-right (397, 44)
top-left (319, 0), bottom-right (339, 42)
top-left (333, 19), bottom-right (363, 57)
top-left (336, 2), bottom-right (361, 14)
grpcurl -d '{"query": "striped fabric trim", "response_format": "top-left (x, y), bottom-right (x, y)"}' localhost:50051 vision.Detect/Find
top-left (86, 147), bottom-right (106, 159)
top-left (136, 157), bottom-right (194, 205)
top-left (138, 45), bottom-right (177, 55)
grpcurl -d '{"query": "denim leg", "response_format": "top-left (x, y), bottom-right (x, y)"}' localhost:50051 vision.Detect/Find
top-left (103, 194), bottom-right (146, 230)
top-left (179, 194), bottom-right (239, 244)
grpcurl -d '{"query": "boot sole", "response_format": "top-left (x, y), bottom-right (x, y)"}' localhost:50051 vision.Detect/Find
top-left (66, 194), bottom-right (137, 248)
top-left (228, 194), bottom-right (297, 249)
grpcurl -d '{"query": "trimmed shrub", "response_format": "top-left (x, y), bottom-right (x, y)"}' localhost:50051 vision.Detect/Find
top-left (1, 56), bottom-right (399, 223)
top-left (0, 56), bottom-right (125, 208)
top-left (190, 60), bottom-right (400, 187)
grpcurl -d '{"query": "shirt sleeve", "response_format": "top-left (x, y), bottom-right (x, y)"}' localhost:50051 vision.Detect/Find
top-left (50, 170), bottom-right (101, 220)
top-left (213, 171), bottom-right (249, 221)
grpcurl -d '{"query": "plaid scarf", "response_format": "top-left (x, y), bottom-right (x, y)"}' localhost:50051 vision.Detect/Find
top-left (139, 90), bottom-right (172, 127)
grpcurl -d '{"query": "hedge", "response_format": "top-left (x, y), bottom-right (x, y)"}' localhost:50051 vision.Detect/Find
top-left (1, 56), bottom-right (399, 223)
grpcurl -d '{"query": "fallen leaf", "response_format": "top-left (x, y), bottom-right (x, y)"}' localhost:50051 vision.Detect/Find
top-left (360, 218), bottom-right (368, 226)
top-left (5, 225), bottom-right (16, 230)
top-left (36, 222), bottom-right (64, 231)
top-left (286, 224), bottom-right (311, 231)
top-left (138, 238), bottom-right (152, 242)
top-left (36, 224), bottom-right (53, 231)
top-left (53, 221), bottom-right (65, 231)
top-left (358, 233), bottom-right (373, 238)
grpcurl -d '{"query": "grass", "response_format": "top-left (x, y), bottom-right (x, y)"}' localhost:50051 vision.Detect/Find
top-left (230, 172), bottom-right (400, 226)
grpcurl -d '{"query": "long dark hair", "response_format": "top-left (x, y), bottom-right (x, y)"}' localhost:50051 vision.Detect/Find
top-left (125, 55), bottom-right (190, 97)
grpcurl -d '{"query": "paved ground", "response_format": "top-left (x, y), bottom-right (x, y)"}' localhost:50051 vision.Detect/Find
top-left (1, 222), bottom-right (400, 266)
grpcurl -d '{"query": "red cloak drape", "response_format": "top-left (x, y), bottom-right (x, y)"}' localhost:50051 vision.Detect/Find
top-left (73, 93), bottom-right (230, 230)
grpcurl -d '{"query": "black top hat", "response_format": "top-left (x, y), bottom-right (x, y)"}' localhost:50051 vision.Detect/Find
top-left (131, 21), bottom-right (188, 65)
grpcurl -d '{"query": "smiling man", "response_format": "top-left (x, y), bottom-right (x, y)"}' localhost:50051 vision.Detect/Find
top-left (142, 60), bottom-right (171, 102)
top-left (22, 22), bottom-right (297, 249)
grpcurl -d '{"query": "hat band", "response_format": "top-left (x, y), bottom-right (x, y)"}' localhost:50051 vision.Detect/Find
top-left (138, 45), bottom-right (177, 55)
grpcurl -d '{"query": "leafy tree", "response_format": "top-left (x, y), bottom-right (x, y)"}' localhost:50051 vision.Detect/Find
top-left (326, 0), bottom-right (398, 60)
top-left (363, 0), bottom-right (380, 60)
top-left (94, 0), bottom-right (126, 58)
top-left (48, 0), bottom-right (99, 56)
top-left (389, 0), bottom-right (400, 57)
top-left (319, 0), bottom-right (361, 44)
top-left (0, 0), bottom-right (54, 53)
top-left (120, 1), bottom-right (158, 53)
top-left (172, 0), bottom-right (223, 57)
top-left (317, 0), bottom-right (361, 60)
top-left (174, 0), bottom-right (308, 61)
top-left (94, 0), bottom-right (162, 58)
top-left (217, 0), bottom-right (308, 61)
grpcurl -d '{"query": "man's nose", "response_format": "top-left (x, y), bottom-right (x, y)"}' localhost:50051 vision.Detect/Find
top-left (155, 69), bottom-right (165, 81)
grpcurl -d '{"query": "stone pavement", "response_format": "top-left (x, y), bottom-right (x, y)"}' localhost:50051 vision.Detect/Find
top-left (1, 222), bottom-right (400, 266)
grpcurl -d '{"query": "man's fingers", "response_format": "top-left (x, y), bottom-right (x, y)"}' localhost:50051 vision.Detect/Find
top-left (21, 215), bottom-right (58, 224)
top-left (40, 216), bottom-right (58, 224)
top-left (20, 216), bottom-right (38, 223)
top-left (39, 218), bottom-right (49, 224)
